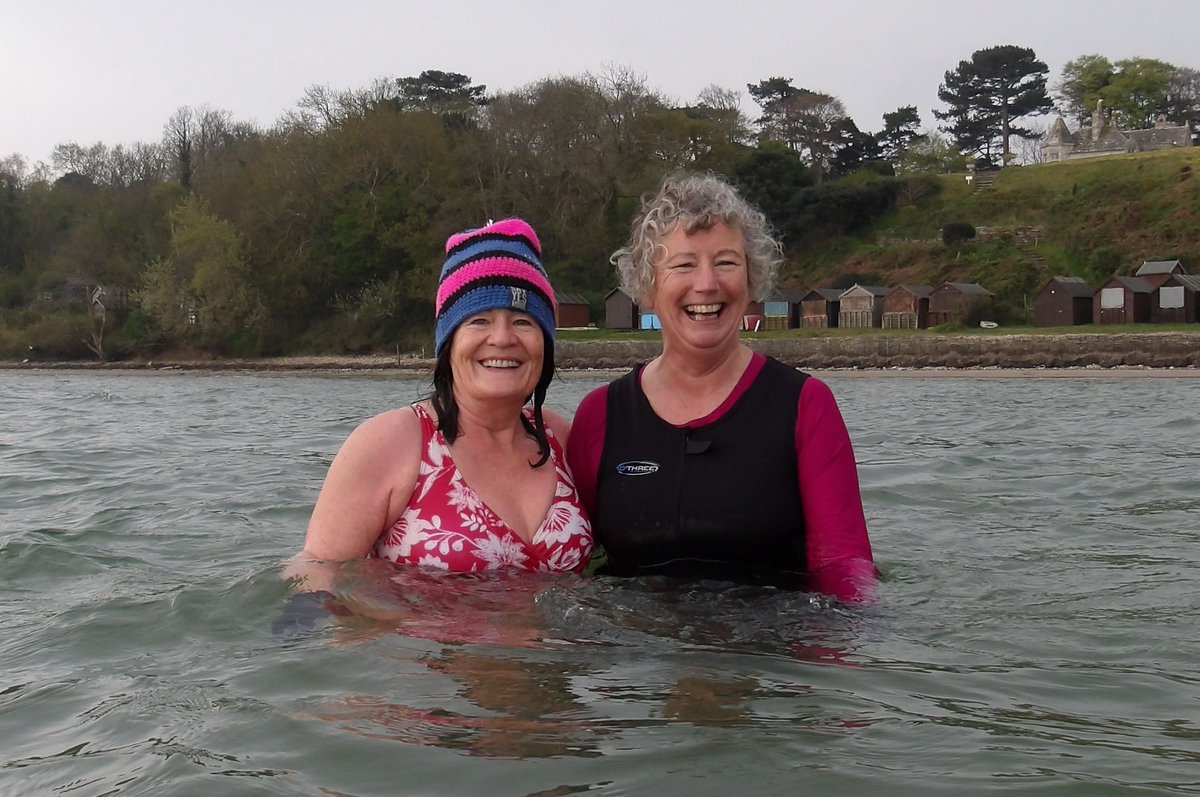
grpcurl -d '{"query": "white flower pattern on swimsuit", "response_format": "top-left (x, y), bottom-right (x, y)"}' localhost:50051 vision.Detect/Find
top-left (374, 404), bottom-right (593, 573)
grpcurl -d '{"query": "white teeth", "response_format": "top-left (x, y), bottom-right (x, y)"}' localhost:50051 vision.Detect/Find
top-left (480, 359), bottom-right (520, 368)
top-left (686, 304), bottom-right (722, 315)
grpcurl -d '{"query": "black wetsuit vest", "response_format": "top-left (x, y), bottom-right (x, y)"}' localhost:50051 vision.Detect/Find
top-left (595, 357), bottom-right (809, 584)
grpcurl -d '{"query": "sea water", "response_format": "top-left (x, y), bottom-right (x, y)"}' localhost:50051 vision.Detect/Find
top-left (1, 369), bottom-right (1198, 796)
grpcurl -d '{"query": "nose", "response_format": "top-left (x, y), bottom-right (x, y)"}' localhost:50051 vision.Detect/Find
top-left (487, 316), bottom-right (518, 345)
top-left (693, 261), bottom-right (719, 292)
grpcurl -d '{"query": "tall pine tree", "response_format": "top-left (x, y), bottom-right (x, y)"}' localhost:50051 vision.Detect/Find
top-left (935, 45), bottom-right (1054, 164)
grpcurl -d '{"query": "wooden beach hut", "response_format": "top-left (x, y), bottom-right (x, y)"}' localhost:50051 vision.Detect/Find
top-left (882, 284), bottom-right (933, 329)
top-left (1150, 274), bottom-right (1200, 324)
top-left (1034, 276), bottom-right (1094, 327)
top-left (800, 289), bottom-right (842, 328)
top-left (762, 289), bottom-right (805, 330)
top-left (838, 284), bottom-right (889, 328)
top-left (1094, 275), bottom-right (1153, 324)
top-left (603, 287), bottom-right (638, 330)
top-left (928, 282), bottom-right (995, 327)
top-left (1134, 259), bottom-right (1186, 289)
top-left (555, 292), bottom-right (591, 328)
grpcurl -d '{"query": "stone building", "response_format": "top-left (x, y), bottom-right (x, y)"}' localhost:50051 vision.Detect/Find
top-left (1042, 100), bottom-right (1193, 163)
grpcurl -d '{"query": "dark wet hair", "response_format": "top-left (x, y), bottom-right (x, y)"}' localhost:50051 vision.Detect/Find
top-left (429, 329), bottom-right (555, 468)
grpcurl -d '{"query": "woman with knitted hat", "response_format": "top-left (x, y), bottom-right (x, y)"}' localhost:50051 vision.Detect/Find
top-left (294, 219), bottom-right (593, 580)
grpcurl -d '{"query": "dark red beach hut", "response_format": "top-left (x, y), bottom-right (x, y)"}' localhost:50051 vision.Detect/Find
top-left (1150, 274), bottom-right (1200, 324)
top-left (1094, 275), bottom-right (1153, 324)
top-left (882, 284), bottom-right (933, 329)
top-left (555, 292), bottom-right (591, 328)
top-left (1034, 276), bottom-right (1094, 327)
top-left (928, 282), bottom-right (995, 327)
top-left (800, 288), bottom-right (841, 328)
top-left (603, 287), bottom-right (638, 330)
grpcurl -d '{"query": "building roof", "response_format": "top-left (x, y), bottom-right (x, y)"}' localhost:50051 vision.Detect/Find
top-left (1169, 274), bottom-right (1200, 291)
top-left (890, 283), bottom-right (934, 298)
top-left (1045, 116), bottom-right (1074, 144)
top-left (799, 288), bottom-right (843, 302)
top-left (765, 288), bottom-right (808, 303)
top-left (1135, 259), bottom-right (1184, 276)
top-left (1046, 276), bottom-right (1095, 298)
top-left (942, 281), bottom-right (994, 296)
top-left (1127, 125), bottom-right (1192, 151)
top-left (839, 284), bottom-right (890, 299)
top-left (604, 286), bottom-right (636, 301)
top-left (557, 291), bottom-right (590, 306)
top-left (1107, 275), bottom-right (1154, 293)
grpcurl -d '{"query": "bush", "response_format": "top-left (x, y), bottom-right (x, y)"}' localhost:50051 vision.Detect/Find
top-left (942, 222), bottom-right (977, 247)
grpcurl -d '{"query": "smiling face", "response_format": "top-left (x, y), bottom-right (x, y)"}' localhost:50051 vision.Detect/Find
top-left (448, 308), bottom-right (545, 406)
top-left (644, 220), bottom-right (750, 358)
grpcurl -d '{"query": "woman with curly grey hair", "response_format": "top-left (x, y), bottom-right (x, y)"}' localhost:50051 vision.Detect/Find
top-left (567, 172), bottom-right (876, 602)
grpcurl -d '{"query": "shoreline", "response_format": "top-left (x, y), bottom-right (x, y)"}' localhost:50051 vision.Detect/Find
top-left (3, 358), bottom-right (1199, 380)
top-left (4, 331), bottom-right (1200, 378)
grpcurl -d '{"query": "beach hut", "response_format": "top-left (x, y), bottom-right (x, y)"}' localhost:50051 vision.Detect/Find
top-left (800, 288), bottom-right (842, 328)
top-left (1034, 276), bottom-right (1094, 327)
top-left (928, 282), bottom-right (995, 327)
top-left (882, 284), bottom-right (933, 329)
top-left (1134, 259), bottom-right (1186, 288)
top-left (1150, 274), bottom-right (1200, 324)
top-left (555, 292), bottom-right (591, 328)
top-left (1094, 275), bottom-right (1153, 324)
top-left (837, 284), bottom-right (889, 328)
top-left (762, 289), bottom-right (805, 330)
top-left (603, 287), bottom-right (638, 330)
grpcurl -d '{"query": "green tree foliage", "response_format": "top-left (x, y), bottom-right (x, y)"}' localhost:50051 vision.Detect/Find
top-left (897, 130), bottom-right (964, 174)
top-left (1164, 67), bottom-right (1200, 138)
top-left (748, 77), bottom-right (850, 179)
top-left (1100, 58), bottom-right (1177, 129)
top-left (1054, 54), bottom-right (1115, 124)
top-left (936, 45), bottom-right (1054, 163)
top-left (941, 222), bottom-right (976, 246)
top-left (877, 106), bottom-right (924, 165)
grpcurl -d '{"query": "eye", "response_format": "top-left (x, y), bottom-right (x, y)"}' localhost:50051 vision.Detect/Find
top-left (466, 316), bottom-right (490, 326)
top-left (513, 316), bottom-right (534, 327)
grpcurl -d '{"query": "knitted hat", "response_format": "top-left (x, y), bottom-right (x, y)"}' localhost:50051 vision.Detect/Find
top-left (435, 218), bottom-right (557, 357)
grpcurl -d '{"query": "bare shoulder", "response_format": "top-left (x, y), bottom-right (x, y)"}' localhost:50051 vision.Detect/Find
top-left (543, 408), bottom-right (572, 442)
top-left (334, 404), bottom-right (423, 468)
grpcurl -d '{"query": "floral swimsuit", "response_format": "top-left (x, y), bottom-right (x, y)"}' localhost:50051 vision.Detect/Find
top-left (373, 404), bottom-right (593, 573)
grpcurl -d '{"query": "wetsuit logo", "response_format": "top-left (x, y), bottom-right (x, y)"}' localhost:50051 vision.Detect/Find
top-left (615, 461), bottom-right (659, 476)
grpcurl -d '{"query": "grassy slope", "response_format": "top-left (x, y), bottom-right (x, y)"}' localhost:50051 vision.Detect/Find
top-left (781, 148), bottom-right (1200, 326)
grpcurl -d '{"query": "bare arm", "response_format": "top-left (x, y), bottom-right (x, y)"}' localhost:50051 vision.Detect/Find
top-left (298, 406), bottom-right (423, 564)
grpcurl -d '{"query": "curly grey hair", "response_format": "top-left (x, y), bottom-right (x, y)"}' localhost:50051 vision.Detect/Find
top-left (611, 172), bottom-right (783, 304)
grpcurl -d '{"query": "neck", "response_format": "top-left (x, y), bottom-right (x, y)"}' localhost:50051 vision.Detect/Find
top-left (452, 393), bottom-right (530, 443)
top-left (642, 344), bottom-right (754, 424)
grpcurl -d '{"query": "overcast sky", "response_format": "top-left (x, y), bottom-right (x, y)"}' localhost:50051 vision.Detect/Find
top-left (4, 0), bottom-right (1198, 167)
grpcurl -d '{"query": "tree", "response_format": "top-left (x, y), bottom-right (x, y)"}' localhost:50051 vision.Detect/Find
top-left (897, 129), bottom-right (964, 174)
top-left (1164, 66), bottom-right (1200, 142)
top-left (748, 77), bottom-right (850, 180)
top-left (1100, 58), bottom-right (1177, 129)
top-left (161, 105), bottom-right (237, 191)
top-left (828, 118), bottom-right (884, 177)
top-left (397, 70), bottom-right (488, 131)
top-left (935, 45), bottom-right (1054, 163)
top-left (876, 106), bottom-right (924, 165)
top-left (1054, 54), bottom-right (1115, 124)
top-left (694, 84), bottom-right (752, 144)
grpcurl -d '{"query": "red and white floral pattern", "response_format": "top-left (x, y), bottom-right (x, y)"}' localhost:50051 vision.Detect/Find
top-left (374, 404), bottom-right (593, 573)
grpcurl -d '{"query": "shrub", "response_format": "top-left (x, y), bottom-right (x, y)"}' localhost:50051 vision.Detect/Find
top-left (942, 222), bottom-right (977, 247)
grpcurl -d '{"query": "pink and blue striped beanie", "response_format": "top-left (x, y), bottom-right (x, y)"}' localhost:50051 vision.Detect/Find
top-left (434, 218), bottom-right (557, 357)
